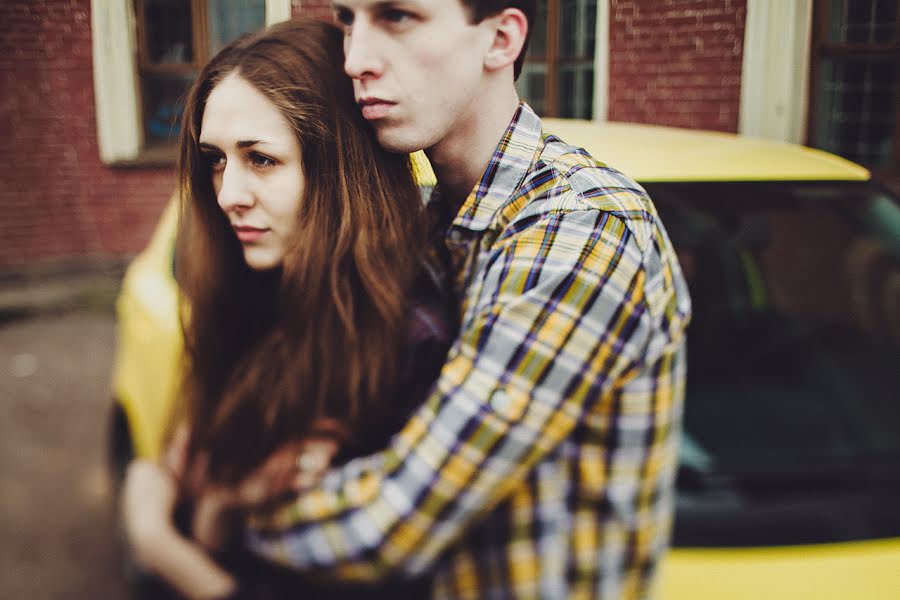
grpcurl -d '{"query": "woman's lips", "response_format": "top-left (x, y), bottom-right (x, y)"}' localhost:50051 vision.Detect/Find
top-left (233, 226), bottom-right (268, 243)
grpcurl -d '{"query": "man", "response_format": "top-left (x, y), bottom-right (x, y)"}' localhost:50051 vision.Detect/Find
top-left (247, 1), bottom-right (692, 598)
top-left (123, 2), bottom-right (691, 598)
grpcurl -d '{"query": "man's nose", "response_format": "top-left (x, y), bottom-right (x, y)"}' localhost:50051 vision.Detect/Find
top-left (217, 165), bottom-right (253, 213)
top-left (343, 22), bottom-right (382, 81)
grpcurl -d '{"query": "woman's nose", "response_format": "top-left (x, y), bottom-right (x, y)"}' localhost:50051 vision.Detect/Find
top-left (216, 164), bottom-right (254, 213)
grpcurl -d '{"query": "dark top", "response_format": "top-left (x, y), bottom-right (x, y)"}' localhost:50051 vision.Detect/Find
top-left (230, 265), bottom-right (456, 599)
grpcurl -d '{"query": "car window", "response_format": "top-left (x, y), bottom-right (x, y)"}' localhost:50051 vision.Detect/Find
top-left (645, 180), bottom-right (900, 547)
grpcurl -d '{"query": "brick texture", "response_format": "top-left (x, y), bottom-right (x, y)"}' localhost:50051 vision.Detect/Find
top-left (0, 0), bottom-right (339, 269)
top-left (2, 1), bottom-right (747, 268)
top-left (0, 0), bottom-right (175, 268)
top-left (294, 0), bottom-right (333, 21)
top-left (608, 0), bottom-right (746, 132)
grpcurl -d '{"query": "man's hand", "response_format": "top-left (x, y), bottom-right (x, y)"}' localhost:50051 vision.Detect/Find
top-left (190, 438), bottom-right (339, 551)
top-left (190, 420), bottom-right (343, 551)
top-left (234, 434), bottom-right (340, 508)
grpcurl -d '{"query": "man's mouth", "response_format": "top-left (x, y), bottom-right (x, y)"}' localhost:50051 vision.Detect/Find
top-left (358, 97), bottom-right (395, 120)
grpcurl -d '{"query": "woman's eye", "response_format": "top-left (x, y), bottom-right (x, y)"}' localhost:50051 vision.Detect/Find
top-left (249, 152), bottom-right (277, 168)
top-left (204, 153), bottom-right (225, 172)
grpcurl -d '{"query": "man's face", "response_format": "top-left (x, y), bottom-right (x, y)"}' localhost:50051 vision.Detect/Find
top-left (333, 0), bottom-right (495, 153)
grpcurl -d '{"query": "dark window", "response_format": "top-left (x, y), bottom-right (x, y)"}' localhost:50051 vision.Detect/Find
top-left (134, 0), bottom-right (266, 160)
top-left (647, 180), bottom-right (900, 547)
top-left (809, 0), bottom-right (900, 176)
top-left (517, 0), bottom-right (597, 119)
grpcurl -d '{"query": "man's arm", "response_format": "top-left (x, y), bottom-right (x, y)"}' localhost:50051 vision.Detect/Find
top-left (249, 207), bottom-right (653, 580)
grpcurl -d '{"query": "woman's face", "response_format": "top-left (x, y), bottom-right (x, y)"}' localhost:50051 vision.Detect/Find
top-left (199, 73), bottom-right (305, 271)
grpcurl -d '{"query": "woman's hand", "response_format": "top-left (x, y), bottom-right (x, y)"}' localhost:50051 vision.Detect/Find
top-left (191, 484), bottom-right (241, 553)
top-left (121, 458), bottom-right (179, 564)
top-left (120, 458), bottom-right (238, 599)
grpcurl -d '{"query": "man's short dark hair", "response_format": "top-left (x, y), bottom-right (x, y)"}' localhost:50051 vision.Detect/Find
top-left (461, 0), bottom-right (536, 80)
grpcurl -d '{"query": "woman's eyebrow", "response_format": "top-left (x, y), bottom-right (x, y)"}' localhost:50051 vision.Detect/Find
top-left (198, 140), bottom-right (267, 151)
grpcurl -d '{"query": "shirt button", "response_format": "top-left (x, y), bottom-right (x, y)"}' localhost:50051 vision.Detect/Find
top-left (490, 389), bottom-right (511, 412)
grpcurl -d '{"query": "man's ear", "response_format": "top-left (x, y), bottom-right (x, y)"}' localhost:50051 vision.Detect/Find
top-left (483, 8), bottom-right (529, 73)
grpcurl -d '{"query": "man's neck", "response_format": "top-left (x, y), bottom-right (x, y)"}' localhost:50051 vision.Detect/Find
top-left (425, 83), bottom-right (521, 215)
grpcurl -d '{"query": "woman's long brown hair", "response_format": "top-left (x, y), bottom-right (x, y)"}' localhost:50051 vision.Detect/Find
top-left (175, 19), bottom-right (426, 483)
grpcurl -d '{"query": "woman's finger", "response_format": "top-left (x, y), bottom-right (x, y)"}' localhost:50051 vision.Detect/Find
top-left (183, 449), bottom-right (210, 497)
top-left (162, 422), bottom-right (190, 477)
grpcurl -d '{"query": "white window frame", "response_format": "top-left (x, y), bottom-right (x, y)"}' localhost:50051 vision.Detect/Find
top-left (91, 0), bottom-right (291, 164)
top-left (592, 0), bottom-right (609, 122)
top-left (739, 0), bottom-right (814, 143)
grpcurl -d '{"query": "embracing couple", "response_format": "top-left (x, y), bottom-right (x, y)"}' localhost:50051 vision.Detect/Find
top-left (122, 1), bottom-right (692, 599)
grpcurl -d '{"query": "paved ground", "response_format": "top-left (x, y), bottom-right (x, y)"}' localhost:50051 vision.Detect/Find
top-left (0, 309), bottom-right (130, 599)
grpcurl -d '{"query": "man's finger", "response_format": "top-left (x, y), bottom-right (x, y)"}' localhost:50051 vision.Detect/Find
top-left (235, 477), bottom-right (268, 507)
top-left (292, 438), bottom-right (338, 491)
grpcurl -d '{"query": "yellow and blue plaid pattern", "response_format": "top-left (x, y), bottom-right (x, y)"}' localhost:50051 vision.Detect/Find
top-left (249, 102), bottom-right (692, 599)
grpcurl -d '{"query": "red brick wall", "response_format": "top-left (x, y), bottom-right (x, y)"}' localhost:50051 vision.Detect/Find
top-left (0, 0), bottom-right (337, 269)
top-left (608, 0), bottom-right (746, 132)
top-left (0, 0), bottom-right (175, 269)
top-left (294, 0), bottom-right (333, 21)
top-left (0, 1), bottom-right (747, 268)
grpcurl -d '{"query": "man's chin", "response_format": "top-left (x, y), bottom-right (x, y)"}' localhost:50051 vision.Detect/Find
top-left (373, 125), bottom-right (429, 155)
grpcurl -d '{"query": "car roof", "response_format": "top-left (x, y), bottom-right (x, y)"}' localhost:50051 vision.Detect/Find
top-left (542, 119), bottom-right (871, 183)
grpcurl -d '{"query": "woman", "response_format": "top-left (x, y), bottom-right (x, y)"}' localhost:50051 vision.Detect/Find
top-left (122, 18), bottom-right (454, 599)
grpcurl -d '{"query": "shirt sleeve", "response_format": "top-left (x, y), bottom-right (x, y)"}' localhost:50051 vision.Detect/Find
top-left (247, 207), bottom-right (653, 581)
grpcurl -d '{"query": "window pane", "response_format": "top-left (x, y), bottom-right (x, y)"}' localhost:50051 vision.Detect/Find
top-left (827, 0), bottom-right (899, 44)
top-left (558, 0), bottom-right (596, 58)
top-left (557, 63), bottom-right (594, 119)
top-left (874, 0), bottom-right (899, 42)
top-left (528, 0), bottom-right (549, 58)
top-left (143, 0), bottom-right (194, 63)
top-left (517, 63), bottom-right (546, 114)
top-left (847, 0), bottom-right (874, 43)
top-left (520, 1), bottom-right (548, 113)
top-left (138, 0), bottom-right (269, 147)
top-left (560, 0), bottom-right (577, 57)
top-left (207, 0), bottom-right (266, 57)
top-left (581, 65), bottom-right (595, 118)
top-left (812, 55), bottom-right (898, 167)
top-left (141, 71), bottom-right (195, 144)
top-left (557, 0), bottom-right (596, 119)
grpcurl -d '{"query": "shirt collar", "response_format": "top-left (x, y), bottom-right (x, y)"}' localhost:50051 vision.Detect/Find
top-left (439, 101), bottom-right (543, 233)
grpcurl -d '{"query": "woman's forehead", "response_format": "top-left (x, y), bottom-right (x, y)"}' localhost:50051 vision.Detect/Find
top-left (200, 74), bottom-right (295, 147)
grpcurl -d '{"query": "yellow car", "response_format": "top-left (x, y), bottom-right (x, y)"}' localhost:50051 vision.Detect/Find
top-left (108, 127), bottom-right (900, 598)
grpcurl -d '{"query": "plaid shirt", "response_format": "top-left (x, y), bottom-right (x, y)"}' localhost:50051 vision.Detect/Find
top-left (249, 102), bottom-right (692, 599)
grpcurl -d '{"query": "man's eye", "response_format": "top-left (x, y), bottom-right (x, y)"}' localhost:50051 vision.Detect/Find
top-left (333, 7), bottom-right (353, 27)
top-left (382, 8), bottom-right (412, 24)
